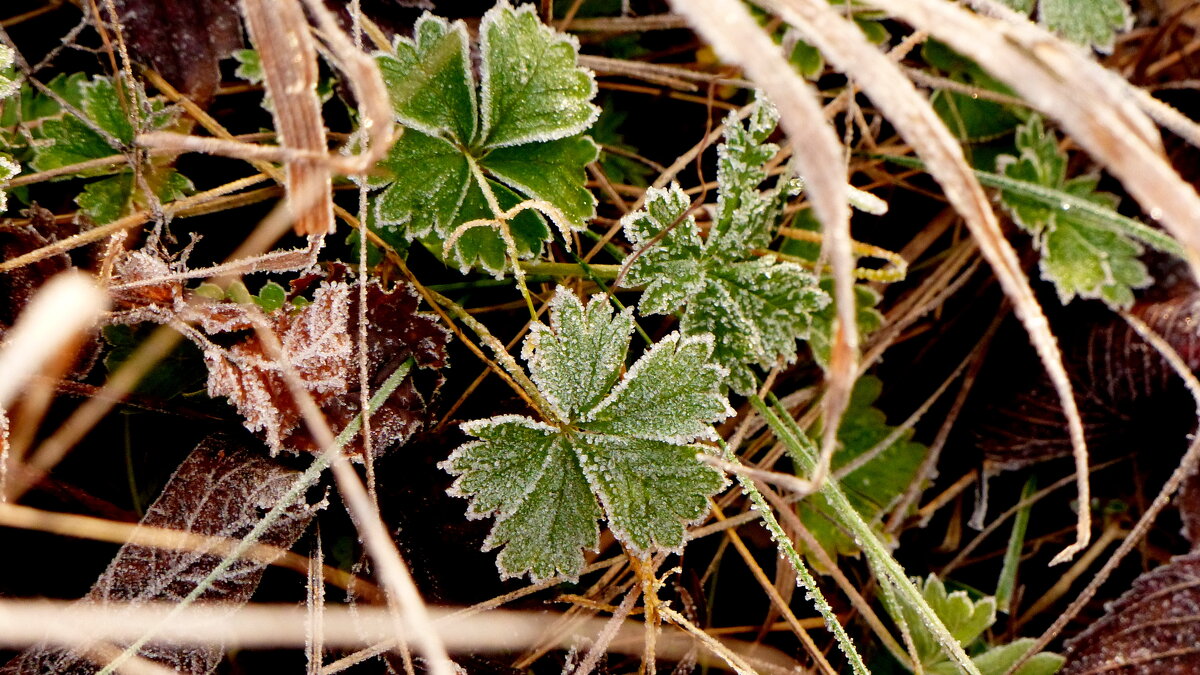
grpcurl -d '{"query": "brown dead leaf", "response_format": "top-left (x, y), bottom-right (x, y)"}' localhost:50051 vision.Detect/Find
top-left (0, 435), bottom-right (320, 674)
top-left (1062, 551), bottom-right (1200, 674)
top-left (110, 0), bottom-right (243, 106)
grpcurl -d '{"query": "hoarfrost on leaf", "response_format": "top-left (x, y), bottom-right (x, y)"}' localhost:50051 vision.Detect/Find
top-left (619, 103), bottom-right (828, 394)
top-left (442, 286), bottom-right (730, 581)
top-left (370, 1), bottom-right (599, 274)
top-left (997, 116), bottom-right (1149, 309)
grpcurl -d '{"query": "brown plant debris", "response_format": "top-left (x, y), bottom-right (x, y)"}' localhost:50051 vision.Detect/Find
top-left (110, 0), bottom-right (243, 106)
top-left (0, 435), bottom-right (321, 674)
top-left (109, 251), bottom-right (449, 456)
top-left (1062, 550), bottom-right (1200, 674)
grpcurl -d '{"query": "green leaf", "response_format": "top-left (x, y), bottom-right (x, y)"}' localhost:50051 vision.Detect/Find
top-left (998, 116), bottom-right (1150, 309)
top-left (75, 168), bottom-right (192, 224)
top-left (1039, 0), bottom-right (1130, 52)
top-left (253, 281), bottom-right (288, 313)
top-left (376, 14), bottom-right (476, 143)
top-left (923, 41), bottom-right (1024, 143)
top-left (442, 287), bottom-right (730, 581)
top-left (478, 2), bottom-right (599, 148)
top-left (996, 0), bottom-right (1129, 50)
top-left (480, 135), bottom-right (600, 226)
top-left (969, 639), bottom-right (1065, 675)
top-left (0, 44), bottom-right (17, 100)
top-left (899, 577), bottom-right (1065, 675)
top-left (809, 282), bottom-right (884, 368)
top-left (424, 178), bottom-right (550, 276)
top-left (798, 375), bottom-right (924, 571)
top-left (620, 104), bottom-right (828, 394)
top-left (232, 49), bottom-right (264, 84)
top-left (370, 3), bottom-right (599, 274)
top-left (904, 576), bottom-right (996, 667)
top-left (373, 128), bottom-right (471, 237)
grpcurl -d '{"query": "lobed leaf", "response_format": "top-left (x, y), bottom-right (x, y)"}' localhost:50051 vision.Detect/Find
top-left (369, 1), bottom-right (599, 274)
top-left (998, 117), bottom-right (1150, 309)
top-left (442, 287), bottom-right (730, 581)
top-left (376, 14), bottom-right (476, 143)
top-left (620, 104), bottom-right (828, 394)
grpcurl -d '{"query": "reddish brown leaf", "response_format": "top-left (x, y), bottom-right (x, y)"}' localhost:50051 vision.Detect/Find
top-left (1062, 551), bottom-right (1200, 674)
top-left (110, 0), bottom-right (242, 106)
top-left (0, 435), bottom-right (319, 674)
top-left (977, 288), bottom-right (1200, 470)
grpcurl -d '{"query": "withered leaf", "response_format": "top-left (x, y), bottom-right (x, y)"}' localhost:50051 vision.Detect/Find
top-left (108, 249), bottom-right (450, 457)
top-left (200, 278), bottom-right (449, 457)
top-left (977, 288), bottom-right (1200, 470)
top-left (1062, 551), bottom-right (1200, 674)
top-left (111, 0), bottom-right (242, 106)
top-left (0, 435), bottom-right (320, 674)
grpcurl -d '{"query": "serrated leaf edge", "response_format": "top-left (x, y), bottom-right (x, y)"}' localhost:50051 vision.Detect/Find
top-left (584, 330), bottom-right (735, 443)
top-left (476, 0), bottom-right (600, 150)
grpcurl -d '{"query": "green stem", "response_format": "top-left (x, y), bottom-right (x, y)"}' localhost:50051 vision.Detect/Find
top-left (877, 154), bottom-right (1185, 257)
top-left (717, 439), bottom-right (871, 675)
top-left (465, 156), bottom-right (537, 321)
top-left (517, 260), bottom-right (622, 279)
top-left (750, 394), bottom-right (982, 675)
top-left (98, 359), bottom-right (415, 675)
top-left (425, 288), bottom-right (562, 426)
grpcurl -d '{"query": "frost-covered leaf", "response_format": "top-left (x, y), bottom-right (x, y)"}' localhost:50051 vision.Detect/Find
top-left (429, 178), bottom-right (550, 275)
top-left (370, 2), bottom-right (599, 274)
top-left (0, 44), bottom-right (16, 100)
top-left (478, 2), bottom-right (599, 148)
top-left (620, 104), bottom-right (828, 394)
top-left (798, 376), bottom-right (923, 571)
top-left (894, 576), bottom-right (1064, 675)
top-left (0, 436), bottom-right (320, 674)
top-left (1061, 551), bottom-right (1200, 674)
top-left (0, 154), bottom-right (17, 214)
top-left (997, 0), bottom-right (1130, 51)
top-left (200, 278), bottom-right (448, 457)
top-left (110, 254), bottom-right (449, 457)
top-left (377, 14), bottom-right (476, 142)
top-left (480, 135), bottom-right (600, 226)
top-left (373, 128), bottom-right (471, 237)
top-left (998, 117), bottom-right (1149, 309)
top-left (443, 287), bottom-right (730, 581)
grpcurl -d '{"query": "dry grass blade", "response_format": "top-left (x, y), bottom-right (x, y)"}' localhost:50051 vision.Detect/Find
top-left (755, 0), bottom-right (1093, 563)
top-left (238, 0), bottom-right (332, 236)
top-left (0, 271), bottom-right (107, 410)
top-left (667, 0), bottom-right (858, 496)
top-left (0, 600), bottom-right (802, 673)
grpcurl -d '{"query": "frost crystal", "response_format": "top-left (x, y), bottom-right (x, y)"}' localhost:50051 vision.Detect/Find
top-left (620, 103), bottom-right (828, 394)
top-left (442, 286), bottom-right (731, 581)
